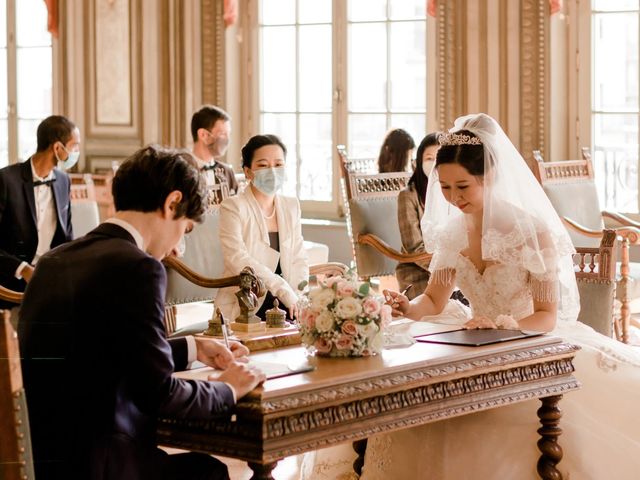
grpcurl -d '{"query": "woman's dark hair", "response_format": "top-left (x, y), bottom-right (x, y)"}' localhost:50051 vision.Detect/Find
top-left (241, 134), bottom-right (287, 169)
top-left (112, 145), bottom-right (206, 222)
top-left (435, 130), bottom-right (484, 176)
top-left (377, 128), bottom-right (416, 173)
top-left (36, 115), bottom-right (77, 152)
top-left (408, 133), bottom-right (439, 207)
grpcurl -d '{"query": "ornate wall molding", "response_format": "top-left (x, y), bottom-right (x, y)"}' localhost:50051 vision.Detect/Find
top-left (520, 0), bottom-right (549, 167)
top-left (201, 0), bottom-right (225, 106)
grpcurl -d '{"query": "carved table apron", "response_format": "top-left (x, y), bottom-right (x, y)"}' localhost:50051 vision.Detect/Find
top-left (158, 335), bottom-right (580, 480)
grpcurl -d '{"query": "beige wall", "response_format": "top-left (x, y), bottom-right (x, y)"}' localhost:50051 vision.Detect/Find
top-left (55, 0), bottom-right (584, 172)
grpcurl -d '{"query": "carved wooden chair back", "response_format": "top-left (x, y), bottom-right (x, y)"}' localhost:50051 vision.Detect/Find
top-left (0, 285), bottom-right (23, 305)
top-left (204, 181), bottom-right (230, 210)
top-left (337, 145), bottom-right (430, 280)
top-left (534, 149), bottom-right (640, 343)
top-left (0, 310), bottom-right (35, 480)
top-left (574, 230), bottom-right (619, 337)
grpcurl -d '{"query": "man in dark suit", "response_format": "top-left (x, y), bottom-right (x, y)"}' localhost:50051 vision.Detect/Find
top-left (0, 115), bottom-right (78, 309)
top-left (19, 145), bottom-right (265, 480)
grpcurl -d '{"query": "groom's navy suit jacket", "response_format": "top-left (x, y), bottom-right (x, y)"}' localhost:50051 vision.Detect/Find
top-left (0, 159), bottom-right (73, 305)
top-left (18, 223), bottom-right (235, 480)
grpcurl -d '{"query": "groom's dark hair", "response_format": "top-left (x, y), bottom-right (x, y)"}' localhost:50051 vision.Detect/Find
top-left (435, 130), bottom-right (484, 176)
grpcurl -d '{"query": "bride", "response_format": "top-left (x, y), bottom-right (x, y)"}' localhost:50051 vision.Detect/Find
top-left (300, 113), bottom-right (640, 480)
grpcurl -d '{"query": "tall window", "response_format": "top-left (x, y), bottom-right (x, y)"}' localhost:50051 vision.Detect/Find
top-left (592, 0), bottom-right (639, 212)
top-left (255, 0), bottom-right (427, 215)
top-left (0, 0), bottom-right (52, 168)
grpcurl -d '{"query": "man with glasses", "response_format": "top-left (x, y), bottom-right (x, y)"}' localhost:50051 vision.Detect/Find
top-left (190, 105), bottom-right (239, 201)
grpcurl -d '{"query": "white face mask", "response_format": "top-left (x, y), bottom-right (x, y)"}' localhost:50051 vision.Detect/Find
top-left (55, 144), bottom-right (80, 170)
top-left (422, 160), bottom-right (435, 177)
top-left (252, 167), bottom-right (286, 196)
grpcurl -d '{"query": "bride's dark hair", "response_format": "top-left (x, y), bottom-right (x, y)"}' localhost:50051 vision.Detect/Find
top-left (435, 129), bottom-right (484, 176)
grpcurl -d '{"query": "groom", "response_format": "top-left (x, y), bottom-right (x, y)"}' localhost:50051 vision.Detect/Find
top-left (19, 145), bottom-right (265, 480)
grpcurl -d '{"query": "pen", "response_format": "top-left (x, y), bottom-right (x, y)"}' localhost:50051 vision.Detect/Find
top-left (386, 284), bottom-right (413, 306)
top-left (218, 308), bottom-right (231, 350)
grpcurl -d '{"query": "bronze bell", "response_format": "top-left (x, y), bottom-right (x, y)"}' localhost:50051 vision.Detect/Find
top-left (265, 299), bottom-right (287, 328)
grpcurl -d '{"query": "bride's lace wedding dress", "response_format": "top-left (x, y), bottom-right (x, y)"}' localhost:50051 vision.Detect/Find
top-left (300, 255), bottom-right (640, 480)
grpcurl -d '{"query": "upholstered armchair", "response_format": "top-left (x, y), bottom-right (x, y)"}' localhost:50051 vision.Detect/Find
top-left (337, 145), bottom-right (431, 280)
top-left (574, 230), bottom-right (618, 337)
top-left (0, 310), bottom-right (34, 480)
top-left (533, 150), bottom-right (640, 342)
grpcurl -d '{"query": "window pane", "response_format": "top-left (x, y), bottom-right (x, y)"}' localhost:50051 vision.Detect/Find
top-left (299, 0), bottom-right (331, 24)
top-left (260, 0), bottom-right (295, 25)
top-left (17, 47), bottom-right (52, 119)
top-left (389, 0), bottom-right (426, 20)
top-left (0, 0), bottom-right (6, 48)
top-left (261, 113), bottom-right (297, 197)
top-left (349, 23), bottom-right (387, 112)
top-left (390, 22), bottom-right (426, 112)
top-left (593, 0), bottom-right (639, 12)
top-left (593, 13), bottom-right (638, 112)
top-left (349, 0), bottom-right (386, 22)
top-left (299, 114), bottom-right (332, 201)
top-left (260, 26), bottom-right (296, 112)
top-left (348, 114), bottom-right (386, 158)
top-left (593, 113), bottom-right (638, 212)
top-left (390, 114), bottom-right (425, 154)
top-left (16, 0), bottom-right (51, 47)
top-left (0, 119), bottom-right (7, 168)
top-left (299, 25), bottom-right (331, 112)
top-left (0, 49), bottom-right (6, 118)
top-left (18, 119), bottom-right (40, 162)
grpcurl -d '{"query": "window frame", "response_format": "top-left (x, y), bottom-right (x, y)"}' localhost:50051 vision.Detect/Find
top-left (240, 0), bottom-right (432, 219)
top-left (1, 0), bottom-right (56, 168)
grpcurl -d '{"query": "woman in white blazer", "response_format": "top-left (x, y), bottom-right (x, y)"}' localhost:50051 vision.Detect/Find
top-left (217, 134), bottom-right (308, 321)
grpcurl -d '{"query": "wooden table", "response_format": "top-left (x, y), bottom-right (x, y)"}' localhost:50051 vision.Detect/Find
top-left (158, 335), bottom-right (580, 480)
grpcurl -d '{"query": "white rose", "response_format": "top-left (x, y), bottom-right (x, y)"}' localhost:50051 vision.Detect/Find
top-left (309, 288), bottom-right (336, 310)
top-left (334, 297), bottom-right (363, 319)
top-left (315, 311), bottom-right (335, 332)
top-left (369, 332), bottom-right (384, 353)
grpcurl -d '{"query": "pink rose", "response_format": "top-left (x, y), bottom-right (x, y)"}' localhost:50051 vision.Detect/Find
top-left (335, 334), bottom-right (354, 350)
top-left (314, 337), bottom-right (332, 354)
top-left (362, 297), bottom-right (381, 316)
top-left (300, 309), bottom-right (317, 329)
top-left (380, 304), bottom-right (392, 328)
top-left (336, 280), bottom-right (356, 298)
top-left (341, 320), bottom-right (358, 336)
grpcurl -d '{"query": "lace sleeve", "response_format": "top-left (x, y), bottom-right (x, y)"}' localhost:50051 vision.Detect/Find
top-left (528, 272), bottom-right (559, 303)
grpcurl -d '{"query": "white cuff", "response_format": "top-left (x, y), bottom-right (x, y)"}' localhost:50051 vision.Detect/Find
top-left (224, 382), bottom-right (237, 403)
top-left (15, 262), bottom-right (29, 280)
top-left (185, 335), bottom-right (198, 366)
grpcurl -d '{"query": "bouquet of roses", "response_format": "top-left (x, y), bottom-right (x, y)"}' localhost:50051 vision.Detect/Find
top-left (296, 274), bottom-right (392, 357)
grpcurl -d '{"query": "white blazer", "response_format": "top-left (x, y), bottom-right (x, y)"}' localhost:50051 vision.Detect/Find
top-left (216, 187), bottom-right (309, 320)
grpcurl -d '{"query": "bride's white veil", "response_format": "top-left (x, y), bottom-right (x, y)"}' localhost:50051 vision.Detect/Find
top-left (421, 113), bottom-right (580, 323)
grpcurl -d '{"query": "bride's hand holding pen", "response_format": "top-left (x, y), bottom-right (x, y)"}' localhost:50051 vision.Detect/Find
top-left (383, 284), bottom-right (412, 317)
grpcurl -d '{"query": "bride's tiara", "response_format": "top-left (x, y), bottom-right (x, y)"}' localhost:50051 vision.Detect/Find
top-left (438, 132), bottom-right (482, 146)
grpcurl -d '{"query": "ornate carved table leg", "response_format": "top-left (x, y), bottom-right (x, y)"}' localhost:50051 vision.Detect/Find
top-left (248, 461), bottom-right (278, 480)
top-left (353, 438), bottom-right (368, 476)
top-left (537, 395), bottom-right (564, 480)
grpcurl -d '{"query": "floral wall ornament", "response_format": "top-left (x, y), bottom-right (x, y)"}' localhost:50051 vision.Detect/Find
top-left (224, 0), bottom-right (238, 28)
top-left (44, 0), bottom-right (58, 38)
top-left (427, 0), bottom-right (437, 18)
top-left (550, 0), bottom-right (562, 15)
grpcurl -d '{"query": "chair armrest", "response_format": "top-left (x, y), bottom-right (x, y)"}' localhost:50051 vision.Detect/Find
top-left (357, 233), bottom-right (432, 264)
top-left (561, 217), bottom-right (604, 238)
top-left (602, 210), bottom-right (640, 229)
top-left (162, 256), bottom-right (241, 289)
top-left (309, 262), bottom-right (349, 277)
top-left (0, 285), bottom-right (22, 304)
top-left (616, 227), bottom-right (640, 245)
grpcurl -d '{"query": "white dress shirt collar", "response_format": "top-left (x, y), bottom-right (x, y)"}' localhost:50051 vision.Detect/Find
top-left (104, 218), bottom-right (144, 251)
